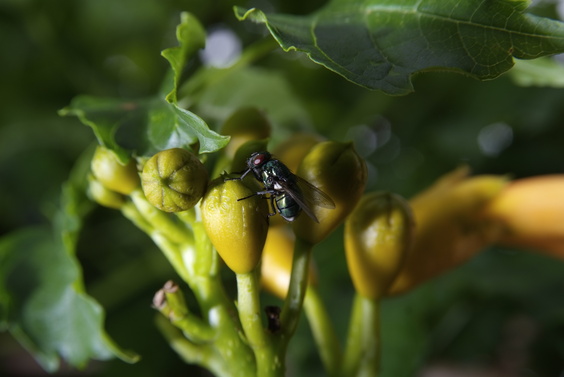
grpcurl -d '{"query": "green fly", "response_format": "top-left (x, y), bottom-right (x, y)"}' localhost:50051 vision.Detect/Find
top-left (228, 151), bottom-right (335, 222)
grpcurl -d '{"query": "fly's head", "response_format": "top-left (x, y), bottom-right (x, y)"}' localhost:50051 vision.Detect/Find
top-left (247, 151), bottom-right (272, 172)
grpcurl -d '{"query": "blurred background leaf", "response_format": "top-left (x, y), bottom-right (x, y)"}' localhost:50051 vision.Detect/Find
top-left (2, 0), bottom-right (564, 376)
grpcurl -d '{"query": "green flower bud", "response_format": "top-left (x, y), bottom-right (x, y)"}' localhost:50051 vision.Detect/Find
top-left (141, 148), bottom-right (208, 212)
top-left (221, 107), bottom-right (271, 158)
top-left (91, 146), bottom-right (140, 195)
top-left (293, 141), bottom-right (367, 245)
top-left (87, 174), bottom-right (126, 209)
top-left (345, 192), bottom-right (414, 300)
top-left (201, 177), bottom-right (269, 274)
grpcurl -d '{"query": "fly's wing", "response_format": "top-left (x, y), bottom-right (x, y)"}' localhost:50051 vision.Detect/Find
top-left (276, 175), bottom-right (336, 223)
top-left (294, 176), bottom-right (336, 209)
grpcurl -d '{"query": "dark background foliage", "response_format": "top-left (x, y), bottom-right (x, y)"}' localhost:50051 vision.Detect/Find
top-left (2, 0), bottom-right (564, 376)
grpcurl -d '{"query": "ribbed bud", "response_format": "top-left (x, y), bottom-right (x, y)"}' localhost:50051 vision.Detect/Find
top-left (201, 177), bottom-right (269, 274)
top-left (293, 141), bottom-right (367, 245)
top-left (141, 148), bottom-right (208, 212)
top-left (345, 192), bottom-right (413, 300)
top-left (91, 146), bottom-right (139, 195)
top-left (261, 225), bottom-right (317, 299)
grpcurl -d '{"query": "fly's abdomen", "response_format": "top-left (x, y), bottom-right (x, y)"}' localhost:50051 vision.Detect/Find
top-left (276, 193), bottom-right (300, 222)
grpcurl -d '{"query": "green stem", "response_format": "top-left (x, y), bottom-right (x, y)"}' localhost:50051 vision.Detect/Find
top-left (121, 201), bottom-right (193, 284)
top-left (155, 315), bottom-right (227, 377)
top-left (303, 286), bottom-right (342, 377)
top-left (237, 271), bottom-right (282, 377)
top-left (341, 295), bottom-right (380, 377)
top-left (129, 189), bottom-right (195, 245)
top-left (277, 237), bottom-right (314, 349)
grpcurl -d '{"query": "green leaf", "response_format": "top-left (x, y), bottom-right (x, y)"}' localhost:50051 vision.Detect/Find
top-left (0, 149), bottom-right (139, 371)
top-left (60, 95), bottom-right (229, 158)
top-left (60, 13), bottom-right (228, 157)
top-left (59, 96), bottom-right (148, 163)
top-left (235, 0), bottom-right (564, 94)
top-left (147, 98), bottom-right (230, 153)
top-left (510, 57), bottom-right (564, 87)
top-left (0, 227), bottom-right (138, 371)
top-left (161, 12), bottom-right (207, 104)
top-left (192, 66), bottom-right (312, 133)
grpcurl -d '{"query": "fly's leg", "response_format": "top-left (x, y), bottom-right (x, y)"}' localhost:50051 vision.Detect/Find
top-left (268, 195), bottom-right (278, 217)
top-left (237, 190), bottom-right (278, 217)
top-left (224, 168), bottom-right (252, 181)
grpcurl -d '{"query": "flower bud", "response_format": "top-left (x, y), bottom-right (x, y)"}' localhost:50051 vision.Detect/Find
top-left (483, 175), bottom-right (564, 258)
top-left (201, 177), bottom-right (269, 274)
top-left (273, 132), bottom-right (324, 172)
top-left (230, 139), bottom-right (269, 174)
top-left (221, 107), bottom-right (271, 158)
top-left (388, 166), bottom-right (507, 295)
top-left (293, 141), bottom-right (367, 245)
top-left (141, 148), bottom-right (208, 212)
top-left (345, 192), bottom-right (413, 300)
top-left (91, 145), bottom-right (139, 195)
top-left (87, 174), bottom-right (126, 209)
top-left (261, 225), bottom-right (317, 298)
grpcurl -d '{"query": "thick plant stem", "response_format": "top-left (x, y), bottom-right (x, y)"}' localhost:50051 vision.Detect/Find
top-left (237, 271), bottom-right (282, 377)
top-left (278, 237), bottom-right (314, 350)
top-left (155, 315), bottom-right (228, 377)
top-left (125, 199), bottom-right (256, 376)
top-left (303, 286), bottom-right (342, 377)
top-left (121, 202), bottom-right (192, 282)
top-left (341, 294), bottom-right (380, 377)
top-left (129, 189), bottom-right (194, 245)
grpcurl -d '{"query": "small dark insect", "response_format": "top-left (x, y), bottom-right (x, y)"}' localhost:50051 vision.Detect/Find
top-left (264, 305), bottom-right (282, 333)
top-left (227, 151), bottom-right (335, 222)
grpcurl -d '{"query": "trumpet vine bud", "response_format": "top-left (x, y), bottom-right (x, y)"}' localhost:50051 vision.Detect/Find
top-left (388, 166), bottom-right (507, 295)
top-left (141, 148), bottom-right (208, 212)
top-left (221, 107), bottom-right (271, 158)
top-left (201, 177), bottom-right (269, 274)
top-left (261, 225), bottom-right (318, 299)
top-left (293, 141), bottom-right (367, 245)
top-left (483, 175), bottom-right (564, 258)
top-left (345, 192), bottom-right (414, 300)
top-left (91, 145), bottom-right (139, 195)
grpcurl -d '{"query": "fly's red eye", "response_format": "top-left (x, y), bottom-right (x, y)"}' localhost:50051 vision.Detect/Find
top-left (253, 154), bottom-right (265, 166)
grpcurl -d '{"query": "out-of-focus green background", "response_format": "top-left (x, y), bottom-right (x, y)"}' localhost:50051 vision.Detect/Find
top-left (2, 0), bottom-right (564, 376)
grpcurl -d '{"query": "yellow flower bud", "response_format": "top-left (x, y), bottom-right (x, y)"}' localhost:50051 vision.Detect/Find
top-left (483, 175), bottom-right (564, 258)
top-left (293, 141), bottom-right (367, 245)
top-left (272, 132), bottom-right (324, 172)
top-left (261, 225), bottom-right (317, 298)
top-left (141, 148), bottom-right (208, 212)
top-left (230, 139), bottom-right (270, 174)
top-left (201, 177), bottom-right (269, 274)
top-left (388, 166), bottom-right (507, 295)
top-left (221, 107), bottom-right (271, 158)
top-left (345, 192), bottom-right (413, 300)
top-left (91, 146), bottom-right (139, 195)
top-left (87, 174), bottom-right (126, 209)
